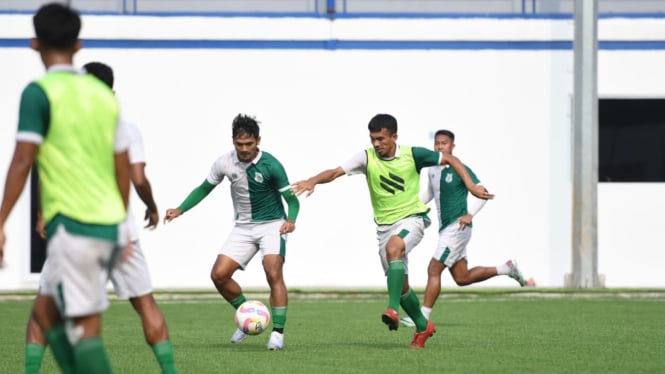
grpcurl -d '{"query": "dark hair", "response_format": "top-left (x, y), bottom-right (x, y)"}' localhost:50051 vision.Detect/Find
top-left (368, 114), bottom-right (397, 135)
top-left (232, 114), bottom-right (260, 139)
top-left (83, 62), bottom-right (114, 89)
top-left (434, 129), bottom-right (455, 142)
top-left (33, 3), bottom-right (81, 50)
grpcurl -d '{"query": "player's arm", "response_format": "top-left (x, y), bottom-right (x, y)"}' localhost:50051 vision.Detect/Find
top-left (279, 188), bottom-right (300, 234)
top-left (459, 185), bottom-right (489, 229)
top-left (131, 162), bottom-right (159, 229)
top-left (291, 167), bottom-right (346, 197)
top-left (115, 151), bottom-right (131, 210)
top-left (0, 142), bottom-right (39, 267)
top-left (164, 180), bottom-right (216, 223)
top-left (420, 171), bottom-right (434, 204)
top-left (440, 154), bottom-right (494, 200)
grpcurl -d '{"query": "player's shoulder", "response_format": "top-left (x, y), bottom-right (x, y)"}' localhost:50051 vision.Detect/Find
top-left (257, 150), bottom-right (284, 165)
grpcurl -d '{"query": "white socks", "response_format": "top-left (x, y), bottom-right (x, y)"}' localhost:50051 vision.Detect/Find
top-left (421, 306), bottom-right (432, 320)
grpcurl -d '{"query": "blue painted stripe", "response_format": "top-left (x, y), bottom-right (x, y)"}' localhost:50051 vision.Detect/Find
top-left (1, 39), bottom-right (665, 50)
top-left (3, 10), bottom-right (665, 19)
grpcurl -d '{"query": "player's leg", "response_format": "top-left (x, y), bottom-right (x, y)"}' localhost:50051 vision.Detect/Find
top-left (263, 254), bottom-right (286, 350)
top-left (112, 241), bottom-right (177, 373)
top-left (49, 226), bottom-right (120, 373)
top-left (380, 233), bottom-right (406, 330)
top-left (449, 258), bottom-right (498, 286)
top-left (129, 294), bottom-right (176, 374)
top-left (213, 229), bottom-right (254, 344)
top-left (421, 258), bottom-right (447, 319)
top-left (24, 293), bottom-right (48, 374)
top-left (211, 255), bottom-right (243, 301)
top-left (260, 220), bottom-right (289, 350)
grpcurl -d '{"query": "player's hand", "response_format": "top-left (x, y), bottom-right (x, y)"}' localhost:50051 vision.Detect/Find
top-left (144, 208), bottom-right (159, 230)
top-left (164, 208), bottom-right (182, 223)
top-left (35, 212), bottom-right (46, 239)
top-left (291, 180), bottom-right (316, 197)
top-left (120, 239), bottom-right (133, 263)
top-left (469, 185), bottom-right (494, 200)
top-left (280, 220), bottom-right (296, 235)
top-left (0, 228), bottom-right (5, 269)
top-left (458, 214), bottom-right (473, 230)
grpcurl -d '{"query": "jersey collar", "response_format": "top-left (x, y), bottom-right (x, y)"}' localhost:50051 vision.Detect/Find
top-left (47, 64), bottom-right (84, 74)
top-left (377, 143), bottom-right (400, 161)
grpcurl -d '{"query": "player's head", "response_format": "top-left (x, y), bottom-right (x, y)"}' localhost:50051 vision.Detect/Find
top-left (232, 114), bottom-right (261, 162)
top-left (32, 3), bottom-right (81, 51)
top-left (433, 129), bottom-right (455, 154)
top-left (84, 62), bottom-right (114, 89)
top-left (368, 113), bottom-right (398, 135)
top-left (368, 114), bottom-right (398, 158)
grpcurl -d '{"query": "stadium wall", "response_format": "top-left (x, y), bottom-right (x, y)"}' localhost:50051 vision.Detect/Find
top-left (0, 15), bottom-right (664, 290)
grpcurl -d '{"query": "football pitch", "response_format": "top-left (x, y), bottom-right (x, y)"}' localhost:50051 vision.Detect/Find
top-left (1, 290), bottom-right (664, 373)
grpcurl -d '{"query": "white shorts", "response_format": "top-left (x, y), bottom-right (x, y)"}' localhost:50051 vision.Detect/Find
top-left (220, 220), bottom-right (286, 270)
top-left (41, 225), bottom-right (121, 318)
top-left (377, 215), bottom-right (430, 274)
top-left (109, 240), bottom-right (153, 299)
top-left (434, 221), bottom-right (473, 268)
top-left (41, 239), bottom-right (153, 300)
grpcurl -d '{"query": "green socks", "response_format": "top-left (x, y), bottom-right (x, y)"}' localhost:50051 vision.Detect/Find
top-left (74, 337), bottom-right (112, 374)
top-left (387, 260), bottom-right (406, 310)
top-left (230, 294), bottom-right (247, 309)
top-left (44, 324), bottom-right (75, 374)
top-left (400, 289), bottom-right (428, 332)
top-left (271, 306), bottom-right (287, 330)
top-left (24, 343), bottom-right (45, 374)
top-left (152, 340), bottom-right (177, 374)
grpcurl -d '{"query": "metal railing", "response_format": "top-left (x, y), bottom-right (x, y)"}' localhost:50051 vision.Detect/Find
top-left (1, 0), bottom-right (664, 16)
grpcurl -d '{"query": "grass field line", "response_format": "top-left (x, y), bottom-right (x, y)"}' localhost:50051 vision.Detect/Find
top-left (3, 289), bottom-right (665, 301)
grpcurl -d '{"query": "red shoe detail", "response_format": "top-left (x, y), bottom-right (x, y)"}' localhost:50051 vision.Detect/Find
top-left (409, 320), bottom-right (436, 348)
top-left (381, 308), bottom-right (399, 331)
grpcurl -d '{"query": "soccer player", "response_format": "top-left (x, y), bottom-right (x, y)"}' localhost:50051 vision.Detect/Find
top-left (164, 114), bottom-right (300, 351)
top-left (23, 62), bottom-right (178, 374)
top-left (0, 3), bottom-right (130, 373)
top-left (291, 114), bottom-right (494, 348)
top-left (399, 129), bottom-right (528, 327)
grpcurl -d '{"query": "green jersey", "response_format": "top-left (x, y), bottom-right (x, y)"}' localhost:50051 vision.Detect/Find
top-left (422, 164), bottom-right (481, 231)
top-left (207, 150), bottom-right (293, 223)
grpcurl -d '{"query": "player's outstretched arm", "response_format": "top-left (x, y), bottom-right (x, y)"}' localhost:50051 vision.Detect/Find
top-left (441, 154), bottom-right (494, 200)
top-left (291, 167), bottom-right (346, 197)
top-left (163, 179), bottom-right (216, 223)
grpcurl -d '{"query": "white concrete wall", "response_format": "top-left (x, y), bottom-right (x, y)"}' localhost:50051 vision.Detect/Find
top-left (1, 15), bottom-right (663, 290)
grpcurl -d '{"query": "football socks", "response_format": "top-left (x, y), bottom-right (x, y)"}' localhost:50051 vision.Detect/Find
top-left (44, 324), bottom-right (75, 374)
top-left (387, 261), bottom-right (406, 311)
top-left (271, 306), bottom-right (287, 330)
top-left (152, 339), bottom-right (177, 374)
top-left (24, 343), bottom-right (45, 374)
top-left (400, 289), bottom-right (428, 332)
top-left (229, 294), bottom-right (247, 310)
top-left (73, 337), bottom-right (111, 374)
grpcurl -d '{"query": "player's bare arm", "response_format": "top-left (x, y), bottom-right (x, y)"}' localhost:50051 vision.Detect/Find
top-left (441, 154), bottom-right (494, 200)
top-left (0, 142), bottom-right (39, 269)
top-left (114, 150), bottom-right (132, 210)
top-left (130, 162), bottom-right (159, 229)
top-left (291, 167), bottom-right (346, 197)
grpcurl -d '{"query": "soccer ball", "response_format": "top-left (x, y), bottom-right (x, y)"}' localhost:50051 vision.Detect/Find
top-left (235, 300), bottom-right (271, 335)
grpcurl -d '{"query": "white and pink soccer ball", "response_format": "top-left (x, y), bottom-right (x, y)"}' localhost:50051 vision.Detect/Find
top-left (235, 300), bottom-right (271, 335)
